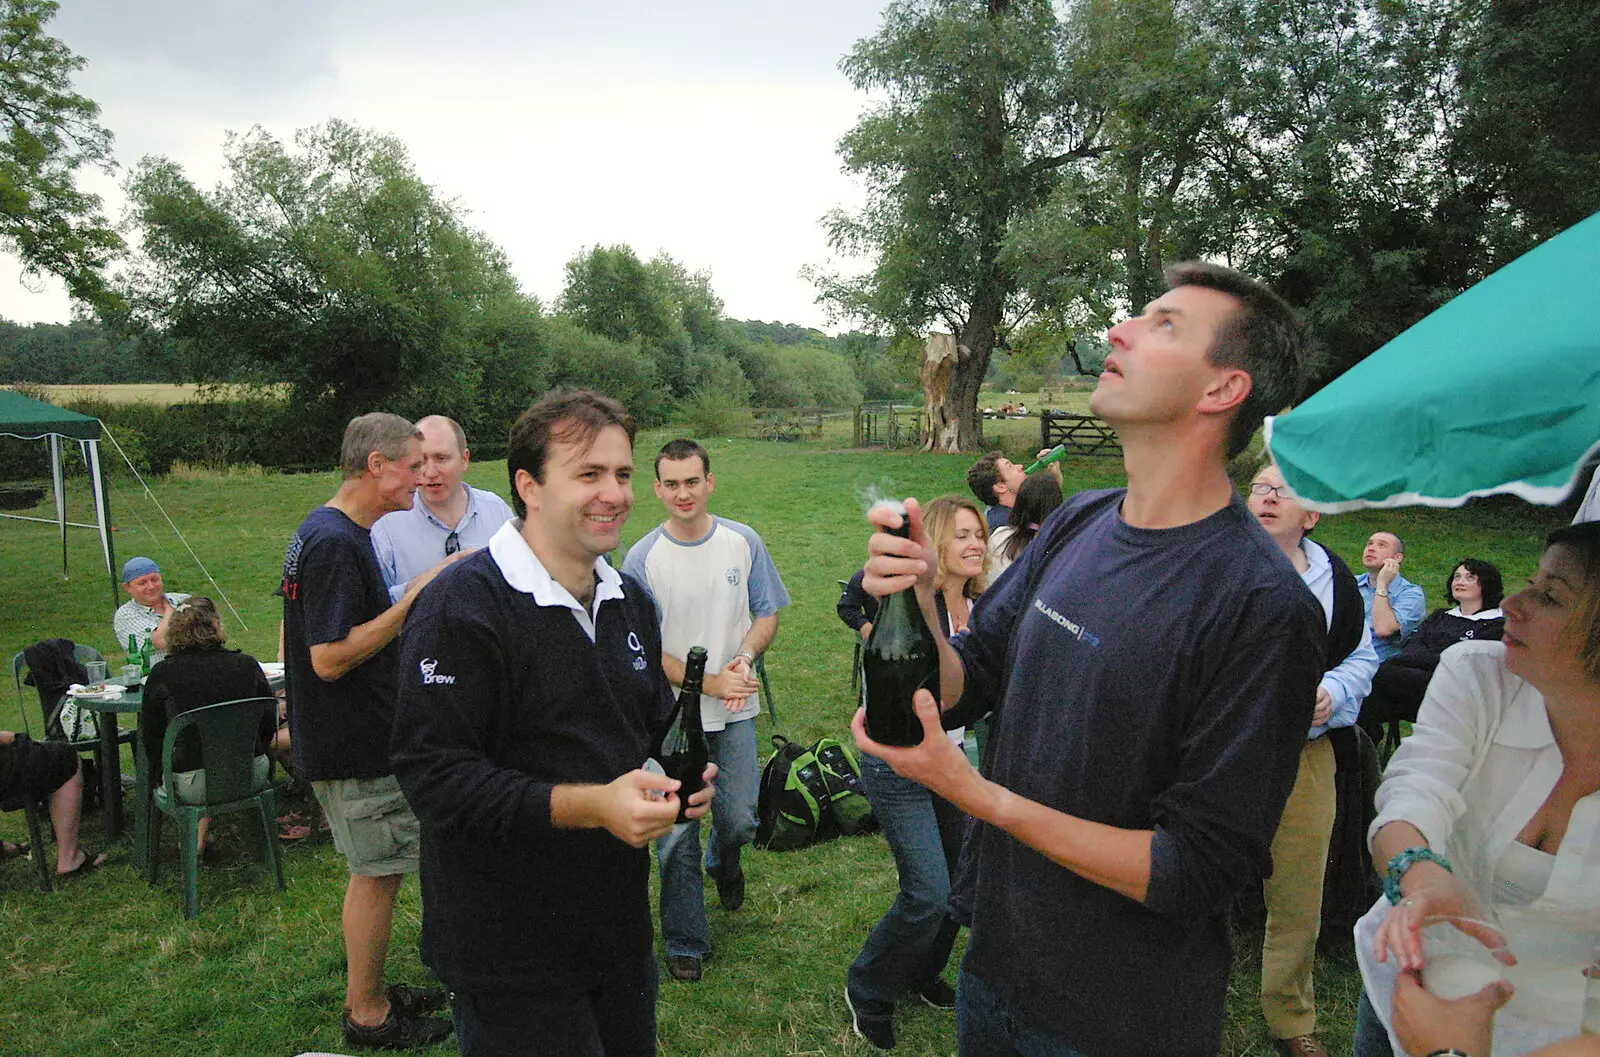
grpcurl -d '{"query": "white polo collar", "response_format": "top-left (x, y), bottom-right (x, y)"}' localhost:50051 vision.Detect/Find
top-left (488, 520), bottom-right (624, 639)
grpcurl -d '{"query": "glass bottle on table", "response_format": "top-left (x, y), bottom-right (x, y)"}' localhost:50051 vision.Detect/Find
top-left (655, 646), bottom-right (710, 822)
top-left (861, 508), bottom-right (938, 747)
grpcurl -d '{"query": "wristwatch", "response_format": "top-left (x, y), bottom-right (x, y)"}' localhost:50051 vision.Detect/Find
top-left (1384, 846), bottom-right (1453, 905)
top-left (734, 651), bottom-right (756, 667)
top-left (1374, 588), bottom-right (1390, 598)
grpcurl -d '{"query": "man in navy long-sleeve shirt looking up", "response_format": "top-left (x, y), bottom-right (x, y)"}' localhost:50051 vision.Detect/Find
top-left (857, 262), bottom-right (1326, 1057)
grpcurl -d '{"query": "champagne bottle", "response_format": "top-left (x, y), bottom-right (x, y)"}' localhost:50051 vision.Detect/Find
top-left (861, 512), bottom-right (937, 747)
top-left (657, 646), bottom-right (710, 822)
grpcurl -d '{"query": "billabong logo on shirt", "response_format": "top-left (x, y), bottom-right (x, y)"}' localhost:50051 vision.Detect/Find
top-left (1032, 597), bottom-right (1102, 648)
top-left (419, 658), bottom-right (456, 685)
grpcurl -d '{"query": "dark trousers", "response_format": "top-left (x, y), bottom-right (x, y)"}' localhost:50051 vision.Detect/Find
top-left (449, 951), bottom-right (658, 1057)
top-left (1356, 661), bottom-right (1434, 744)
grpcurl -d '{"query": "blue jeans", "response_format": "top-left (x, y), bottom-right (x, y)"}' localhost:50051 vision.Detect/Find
top-left (956, 970), bottom-right (1090, 1057)
top-left (449, 951), bottom-right (657, 1057)
top-left (1352, 988), bottom-right (1396, 1057)
top-left (847, 751), bottom-right (965, 1012)
top-left (656, 716), bottom-right (758, 959)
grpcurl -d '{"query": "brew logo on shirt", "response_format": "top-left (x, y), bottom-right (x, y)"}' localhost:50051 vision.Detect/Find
top-left (725, 567), bottom-right (741, 586)
top-left (419, 658), bottom-right (456, 685)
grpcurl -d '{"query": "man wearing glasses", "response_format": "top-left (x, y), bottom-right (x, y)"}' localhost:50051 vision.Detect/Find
top-left (372, 415), bottom-right (514, 603)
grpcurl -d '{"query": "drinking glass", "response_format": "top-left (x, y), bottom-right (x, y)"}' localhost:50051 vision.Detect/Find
top-left (1421, 916), bottom-right (1511, 1000)
top-left (83, 660), bottom-right (107, 684)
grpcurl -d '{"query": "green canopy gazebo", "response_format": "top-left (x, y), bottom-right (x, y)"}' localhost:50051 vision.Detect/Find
top-left (0, 389), bottom-right (117, 605)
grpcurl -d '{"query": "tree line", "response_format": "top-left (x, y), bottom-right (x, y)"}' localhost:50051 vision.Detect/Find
top-left (814, 0), bottom-right (1600, 449)
top-left (3, 0), bottom-right (1595, 456)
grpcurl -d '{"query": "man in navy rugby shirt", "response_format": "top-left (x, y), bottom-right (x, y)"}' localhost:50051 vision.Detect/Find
top-left (392, 389), bottom-right (716, 1057)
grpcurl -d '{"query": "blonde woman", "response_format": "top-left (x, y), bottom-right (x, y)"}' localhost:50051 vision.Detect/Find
top-left (847, 495), bottom-right (988, 1049)
top-left (140, 598), bottom-right (274, 853)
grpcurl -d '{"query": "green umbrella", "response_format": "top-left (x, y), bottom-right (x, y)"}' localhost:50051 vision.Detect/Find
top-left (1265, 211), bottom-right (1600, 512)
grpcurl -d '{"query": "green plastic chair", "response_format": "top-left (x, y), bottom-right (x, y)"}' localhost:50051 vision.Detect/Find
top-left (143, 697), bottom-right (285, 918)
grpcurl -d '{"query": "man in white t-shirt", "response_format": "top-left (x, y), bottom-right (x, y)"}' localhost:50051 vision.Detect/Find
top-left (622, 438), bottom-right (790, 984)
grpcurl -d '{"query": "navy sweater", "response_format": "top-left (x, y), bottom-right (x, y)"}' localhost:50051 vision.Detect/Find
top-left (390, 549), bottom-right (673, 992)
top-left (953, 489), bottom-right (1325, 1057)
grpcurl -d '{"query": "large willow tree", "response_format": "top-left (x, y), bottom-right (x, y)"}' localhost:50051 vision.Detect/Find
top-left (815, 0), bottom-right (1107, 452)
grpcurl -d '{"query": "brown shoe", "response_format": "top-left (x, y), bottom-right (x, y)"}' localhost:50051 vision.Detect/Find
top-left (1272, 1036), bottom-right (1328, 1057)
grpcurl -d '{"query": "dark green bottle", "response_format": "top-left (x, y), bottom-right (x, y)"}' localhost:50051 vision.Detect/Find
top-left (861, 519), bottom-right (937, 747)
top-left (657, 646), bottom-right (710, 822)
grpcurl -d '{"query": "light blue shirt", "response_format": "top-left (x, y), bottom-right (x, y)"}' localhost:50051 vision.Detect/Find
top-left (1355, 570), bottom-right (1426, 660)
top-left (1302, 540), bottom-right (1378, 740)
top-left (370, 485), bottom-right (515, 603)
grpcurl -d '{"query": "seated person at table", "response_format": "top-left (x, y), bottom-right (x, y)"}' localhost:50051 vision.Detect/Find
top-left (1357, 558), bottom-right (1505, 746)
top-left (0, 732), bottom-right (106, 875)
top-left (113, 556), bottom-right (190, 665)
top-left (140, 598), bottom-right (274, 852)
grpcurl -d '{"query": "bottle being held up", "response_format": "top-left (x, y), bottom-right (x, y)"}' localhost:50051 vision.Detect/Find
top-left (861, 502), bottom-right (937, 747)
top-left (656, 646), bottom-right (710, 822)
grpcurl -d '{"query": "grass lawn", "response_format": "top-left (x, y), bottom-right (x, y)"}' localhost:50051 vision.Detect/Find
top-left (0, 433), bottom-right (1566, 1056)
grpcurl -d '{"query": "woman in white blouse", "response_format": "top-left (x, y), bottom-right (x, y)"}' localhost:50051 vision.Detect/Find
top-left (1353, 522), bottom-right (1600, 1057)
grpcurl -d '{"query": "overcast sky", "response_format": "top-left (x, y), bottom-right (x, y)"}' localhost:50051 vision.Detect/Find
top-left (0, 0), bottom-right (888, 331)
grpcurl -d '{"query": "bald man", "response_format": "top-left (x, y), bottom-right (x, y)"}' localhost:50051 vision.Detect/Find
top-left (371, 415), bottom-right (514, 603)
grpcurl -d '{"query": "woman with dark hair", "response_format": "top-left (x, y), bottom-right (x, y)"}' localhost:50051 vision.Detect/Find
top-left (140, 597), bottom-right (274, 852)
top-left (1352, 525), bottom-right (1600, 1056)
top-left (986, 474), bottom-right (1064, 577)
top-left (1358, 558), bottom-right (1507, 750)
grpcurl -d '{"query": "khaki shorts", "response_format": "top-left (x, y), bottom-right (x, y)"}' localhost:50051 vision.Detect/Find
top-left (312, 774), bottom-right (420, 877)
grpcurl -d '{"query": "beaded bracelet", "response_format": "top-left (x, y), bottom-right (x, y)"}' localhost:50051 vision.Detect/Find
top-left (1384, 846), bottom-right (1453, 905)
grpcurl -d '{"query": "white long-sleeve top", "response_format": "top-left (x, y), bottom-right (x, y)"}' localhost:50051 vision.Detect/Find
top-left (1355, 640), bottom-right (1600, 1055)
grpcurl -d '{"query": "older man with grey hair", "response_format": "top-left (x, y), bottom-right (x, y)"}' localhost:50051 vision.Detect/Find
top-left (280, 412), bottom-right (468, 1050)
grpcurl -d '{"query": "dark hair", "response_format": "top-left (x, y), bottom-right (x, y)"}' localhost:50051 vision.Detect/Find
top-left (506, 389), bottom-right (636, 518)
top-left (966, 451), bottom-right (1005, 506)
top-left (166, 597), bottom-right (226, 652)
top-left (1543, 522), bottom-right (1600, 681)
top-left (1164, 261), bottom-right (1314, 459)
top-left (1003, 474), bottom-right (1064, 564)
top-left (1446, 558), bottom-right (1504, 610)
top-left (655, 438), bottom-right (710, 479)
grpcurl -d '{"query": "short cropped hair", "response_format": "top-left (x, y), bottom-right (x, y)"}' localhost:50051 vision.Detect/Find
top-left (966, 451), bottom-right (1006, 507)
top-left (165, 597), bottom-right (226, 653)
top-left (1544, 522), bottom-right (1600, 682)
top-left (507, 389), bottom-right (636, 518)
top-left (339, 413), bottom-right (421, 479)
top-left (1383, 532), bottom-right (1406, 557)
top-left (655, 438), bottom-right (711, 478)
top-left (1446, 558), bottom-right (1504, 610)
top-left (1165, 261), bottom-right (1313, 459)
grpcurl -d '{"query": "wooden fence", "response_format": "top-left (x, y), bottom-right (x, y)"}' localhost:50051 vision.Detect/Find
top-left (854, 403), bottom-right (924, 449)
top-left (1040, 410), bottom-right (1121, 457)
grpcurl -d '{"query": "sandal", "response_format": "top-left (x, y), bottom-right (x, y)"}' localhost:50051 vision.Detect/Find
top-left (278, 822), bottom-right (311, 840)
top-left (58, 849), bottom-right (106, 877)
top-left (0, 841), bottom-right (29, 861)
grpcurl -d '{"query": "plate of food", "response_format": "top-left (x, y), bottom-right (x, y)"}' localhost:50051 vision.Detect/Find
top-left (68, 683), bottom-right (124, 701)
